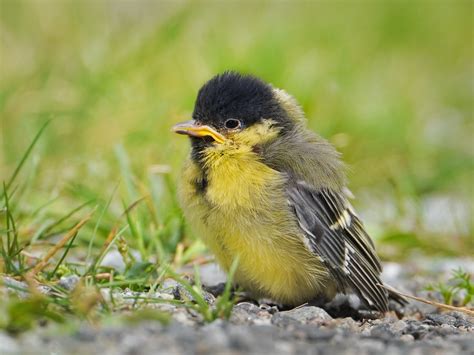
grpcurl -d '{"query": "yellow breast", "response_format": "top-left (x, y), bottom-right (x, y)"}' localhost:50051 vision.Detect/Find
top-left (178, 146), bottom-right (333, 305)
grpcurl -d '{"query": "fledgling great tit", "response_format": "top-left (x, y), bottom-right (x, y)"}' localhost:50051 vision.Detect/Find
top-left (173, 72), bottom-right (401, 312)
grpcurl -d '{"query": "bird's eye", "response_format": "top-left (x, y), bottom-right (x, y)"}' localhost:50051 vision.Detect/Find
top-left (224, 119), bottom-right (241, 130)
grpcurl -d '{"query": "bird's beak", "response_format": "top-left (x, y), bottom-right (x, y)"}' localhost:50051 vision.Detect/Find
top-left (172, 120), bottom-right (226, 144)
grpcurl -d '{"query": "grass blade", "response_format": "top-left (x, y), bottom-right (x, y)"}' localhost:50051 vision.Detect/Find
top-left (29, 210), bottom-right (95, 276)
top-left (34, 199), bottom-right (95, 242)
top-left (86, 181), bottom-right (120, 265)
top-left (3, 120), bottom-right (50, 197)
top-left (49, 231), bottom-right (79, 279)
top-left (2, 181), bottom-right (21, 274)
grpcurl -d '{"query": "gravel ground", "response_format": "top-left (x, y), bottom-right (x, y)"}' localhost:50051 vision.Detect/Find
top-left (1, 259), bottom-right (473, 355)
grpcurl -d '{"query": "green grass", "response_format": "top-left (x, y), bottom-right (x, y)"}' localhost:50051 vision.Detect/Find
top-left (0, 0), bottom-right (473, 332)
top-left (425, 268), bottom-right (473, 307)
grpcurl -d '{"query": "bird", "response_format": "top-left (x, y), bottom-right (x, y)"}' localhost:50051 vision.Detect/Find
top-left (173, 71), bottom-right (401, 313)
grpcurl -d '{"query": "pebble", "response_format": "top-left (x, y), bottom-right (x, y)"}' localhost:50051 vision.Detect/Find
top-left (99, 249), bottom-right (141, 273)
top-left (58, 274), bottom-right (80, 290)
top-left (1, 276), bottom-right (29, 298)
top-left (400, 334), bottom-right (415, 342)
top-left (159, 278), bottom-right (216, 305)
top-left (199, 263), bottom-right (227, 287)
top-left (230, 302), bottom-right (272, 325)
top-left (426, 313), bottom-right (461, 327)
top-left (390, 320), bottom-right (408, 334)
top-left (273, 306), bottom-right (333, 325)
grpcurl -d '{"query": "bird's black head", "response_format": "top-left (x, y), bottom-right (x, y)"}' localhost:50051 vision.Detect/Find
top-left (173, 72), bottom-right (297, 162)
top-left (192, 71), bottom-right (289, 130)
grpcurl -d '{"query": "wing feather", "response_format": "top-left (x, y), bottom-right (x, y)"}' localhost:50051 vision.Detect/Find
top-left (287, 181), bottom-right (389, 312)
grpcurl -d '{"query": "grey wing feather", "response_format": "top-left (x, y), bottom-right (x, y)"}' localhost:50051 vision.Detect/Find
top-left (287, 181), bottom-right (389, 312)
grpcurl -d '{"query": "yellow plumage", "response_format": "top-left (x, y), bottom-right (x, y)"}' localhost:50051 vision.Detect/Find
top-left (178, 128), bottom-right (335, 305)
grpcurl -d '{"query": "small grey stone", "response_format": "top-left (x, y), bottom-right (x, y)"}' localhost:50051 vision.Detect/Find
top-left (230, 302), bottom-right (272, 325)
top-left (160, 278), bottom-right (180, 290)
top-left (2, 276), bottom-right (29, 298)
top-left (159, 278), bottom-right (180, 297)
top-left (390, 320), bottom-right (408, 334)
top-left (100, 249), bottom-right (141, 273)
top-left (425, 313), bottom-right (457, 326)
top-left (329, 317), bottom-right (360, 332)
top-left (100, 249), bottom-right (126, 273)
top-left (171, 310), bottom-right (198, 326)
top-left (198, 263), bottom-right (227, 287)
top-left (58, 274), bottom-right (80, 291)
top-left (233, 302), bottom-right (260, 313)
top-left (273, 306), bottom-right (332, 325)
top-left (400, 334), bottom-right (415, 342)
top-left (404, 320), bottom-right (431, 340)
top-left (271, 312), bottom-right (302, 328)
top-left (371, 323), bottom-right (396, 339)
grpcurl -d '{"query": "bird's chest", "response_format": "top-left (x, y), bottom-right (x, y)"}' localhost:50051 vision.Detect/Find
top-left (179, 157), bottom-right (327, 303)
top-left (204, 152), bottom-right (283, 210)
top-left (202, 153), bottom-right (286, 237)
top-left (180, 154), bottom-right (289, 262)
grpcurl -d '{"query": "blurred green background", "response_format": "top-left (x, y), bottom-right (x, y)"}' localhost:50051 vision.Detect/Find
top-left (1, 0), bottom-right (473, 260)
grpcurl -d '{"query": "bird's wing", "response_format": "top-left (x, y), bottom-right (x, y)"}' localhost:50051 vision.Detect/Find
top-left (287, 181), bottom-right (389, 312)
